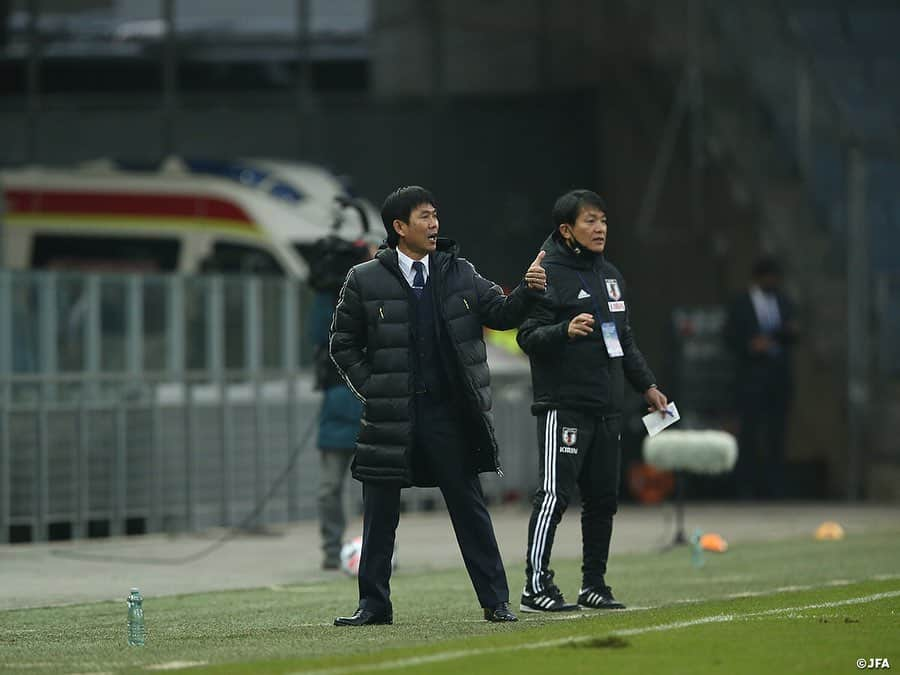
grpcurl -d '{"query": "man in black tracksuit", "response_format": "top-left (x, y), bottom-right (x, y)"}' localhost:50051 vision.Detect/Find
top-left (329, 186), bottom-right (548, 626)
top-left (517, 189), bottom-right (668, 613)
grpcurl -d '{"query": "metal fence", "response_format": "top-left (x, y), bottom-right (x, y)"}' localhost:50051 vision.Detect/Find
top-left (0, 270), bottom-right (539, 543)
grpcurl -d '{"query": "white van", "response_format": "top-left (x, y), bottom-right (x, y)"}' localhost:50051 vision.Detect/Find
top-left (0, 157), bottom-right (378, 277)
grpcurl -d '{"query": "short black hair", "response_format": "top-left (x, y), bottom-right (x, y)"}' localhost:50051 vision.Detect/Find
top-left (752, 256), bottom-right (783, 279)
top-left (552, 189), bottom-right (608, 229)
top-left (380, 186), bottom-right (436, 248)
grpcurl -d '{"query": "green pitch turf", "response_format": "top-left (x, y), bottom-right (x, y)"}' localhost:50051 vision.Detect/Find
top-left (3, 530), bottom-right (898, 674)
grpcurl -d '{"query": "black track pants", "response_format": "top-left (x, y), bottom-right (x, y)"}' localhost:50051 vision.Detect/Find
top-left (524, 409), bottom-right (622, 592)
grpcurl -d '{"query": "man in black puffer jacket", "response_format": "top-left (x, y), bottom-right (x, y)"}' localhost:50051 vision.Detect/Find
top-left (330, 186), bottom-right (548, 626)
top-left (517, 189), bottom-right (669, 614)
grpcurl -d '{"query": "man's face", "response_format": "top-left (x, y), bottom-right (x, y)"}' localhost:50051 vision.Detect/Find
top-left (561, 205), bottom-right (607, 254)
top-left (394, 202), bottom-right (438, 258)
top-left (758, 273), bottom-right (781, 293)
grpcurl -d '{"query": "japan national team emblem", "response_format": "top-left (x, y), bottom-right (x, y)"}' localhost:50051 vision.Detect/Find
top-left (562, 427), bottom-right (578, 446)
top-left (604, 278), bottom-right (622, 301)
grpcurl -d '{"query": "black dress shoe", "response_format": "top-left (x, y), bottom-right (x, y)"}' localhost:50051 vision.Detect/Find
top-left (484, 602), bottom-right (518, 622)
top-left (334, 607), bottom-right (393, 626)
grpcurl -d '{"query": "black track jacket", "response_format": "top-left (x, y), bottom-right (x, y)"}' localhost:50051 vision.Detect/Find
top-left (517, 233), bottom-right (656, 415)
top-left (329, 239), bottom-right (538, 486)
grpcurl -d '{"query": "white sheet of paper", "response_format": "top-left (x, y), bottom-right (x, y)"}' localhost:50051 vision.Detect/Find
top-left (642, 401), bottom-right (680, 437)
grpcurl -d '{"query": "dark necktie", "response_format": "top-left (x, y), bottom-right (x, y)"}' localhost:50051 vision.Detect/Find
top-left (412, 260), bottom-right (425, 298)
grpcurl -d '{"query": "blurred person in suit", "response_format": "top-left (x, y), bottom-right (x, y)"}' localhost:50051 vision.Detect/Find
top-left (725, 256), bottom-right (798, 500)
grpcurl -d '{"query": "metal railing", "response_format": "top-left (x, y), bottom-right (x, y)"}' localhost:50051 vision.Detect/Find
top-left (0, 270), bottom-right (540, 543)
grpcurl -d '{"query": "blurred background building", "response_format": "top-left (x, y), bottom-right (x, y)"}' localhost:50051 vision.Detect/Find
top-left (1, 0), bottom-right (898, 543)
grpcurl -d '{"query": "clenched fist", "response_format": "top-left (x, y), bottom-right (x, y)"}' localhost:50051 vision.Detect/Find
top-left (568, 312), bottom-right (594, 338)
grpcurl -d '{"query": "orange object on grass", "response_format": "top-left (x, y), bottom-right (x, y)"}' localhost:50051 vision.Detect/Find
top-left (815, 521), bottom-right (845, 540)
top-left (699, 533), bottom-right (728, 552)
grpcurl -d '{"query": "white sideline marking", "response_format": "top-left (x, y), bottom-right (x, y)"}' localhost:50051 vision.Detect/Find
top-left (146, 662), bottom-right (209, 671)
top-left (873, 573), bottom-right (900, 581)
top-left (295, 590), bottom-right (900, 675)
top-left (746, 591), bottom-right (900, 617)
top-left (612, 591), bottom-right (900, 637)
top-left (726, 583), bottom-right (816, 599)
top-left (611, 613), bottom-right (735, 637)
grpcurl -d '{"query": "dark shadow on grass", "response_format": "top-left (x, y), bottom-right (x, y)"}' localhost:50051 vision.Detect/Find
top-left (565, 636), bottom-right (630, 649)
top-left (815, 617), bottom-right (860, 624)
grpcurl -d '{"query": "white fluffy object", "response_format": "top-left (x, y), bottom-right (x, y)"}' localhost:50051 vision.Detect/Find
top-left (643, 430), bottom-right (738, 475)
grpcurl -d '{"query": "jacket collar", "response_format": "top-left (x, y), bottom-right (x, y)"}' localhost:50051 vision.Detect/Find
top-left (376, 237), bottom-right (460, 278)
top-left (540, 231), bottom-right (604, 270)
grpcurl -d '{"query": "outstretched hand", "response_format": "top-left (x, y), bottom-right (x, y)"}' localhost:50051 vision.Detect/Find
top-left (524, 250), bottom-right (547, 291)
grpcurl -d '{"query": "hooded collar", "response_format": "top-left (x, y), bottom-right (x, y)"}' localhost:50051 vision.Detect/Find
top-left (539, 230), bottom-right (604, 270)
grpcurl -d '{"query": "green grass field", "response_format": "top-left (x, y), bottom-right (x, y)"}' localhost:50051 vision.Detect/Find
top-left (4, 530), bottom-right (899, 674)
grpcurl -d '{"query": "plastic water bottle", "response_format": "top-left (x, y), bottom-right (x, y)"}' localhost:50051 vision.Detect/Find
top-left (690, 528), bottom-right (705, 568)
top-left (127, 588), bottom-right (145, 646)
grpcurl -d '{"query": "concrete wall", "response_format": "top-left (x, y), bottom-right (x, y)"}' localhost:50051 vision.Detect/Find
top-left (371, 0), bottom-right (648, 97)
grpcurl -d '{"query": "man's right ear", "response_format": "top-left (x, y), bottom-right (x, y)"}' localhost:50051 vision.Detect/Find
top-left (393, 219), bottom-right (406, 239)
top-left (558, 223), bottom-right (572, 241)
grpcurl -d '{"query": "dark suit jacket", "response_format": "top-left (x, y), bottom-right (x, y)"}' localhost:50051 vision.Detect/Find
top-left (724, 289), bottom-right (795, 407)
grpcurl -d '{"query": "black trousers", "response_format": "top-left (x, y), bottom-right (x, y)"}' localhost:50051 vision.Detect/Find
top-left (735, 392), bottom-right (789, 499)
top-left (524, 409), bottom-right (621, 593)
top-left (357, 395), bottom-right (509, 614)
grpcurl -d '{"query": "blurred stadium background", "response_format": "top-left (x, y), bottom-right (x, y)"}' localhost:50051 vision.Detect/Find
top-left (0, 0), bottom-right (898, 545)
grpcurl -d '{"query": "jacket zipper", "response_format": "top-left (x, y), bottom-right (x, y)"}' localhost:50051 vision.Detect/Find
top-left (433, 267), bottom-right (501, 475)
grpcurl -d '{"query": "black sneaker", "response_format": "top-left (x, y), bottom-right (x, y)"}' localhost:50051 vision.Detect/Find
top-left (578, 585), bottom-right (625, 610)
top-left (520, 584), bottom-right (580, 613)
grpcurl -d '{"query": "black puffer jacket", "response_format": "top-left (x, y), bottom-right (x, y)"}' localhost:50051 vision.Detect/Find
top-left (329, 239), bottom-right (537, 486)
top-left (516, 232), bottom-right (656, 415)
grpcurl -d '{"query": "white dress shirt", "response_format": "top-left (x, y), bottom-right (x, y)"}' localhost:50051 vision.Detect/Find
top-left (749, 285), bottom-right (782, 333)
top-left (396, 249), bottom-right (430, 288)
